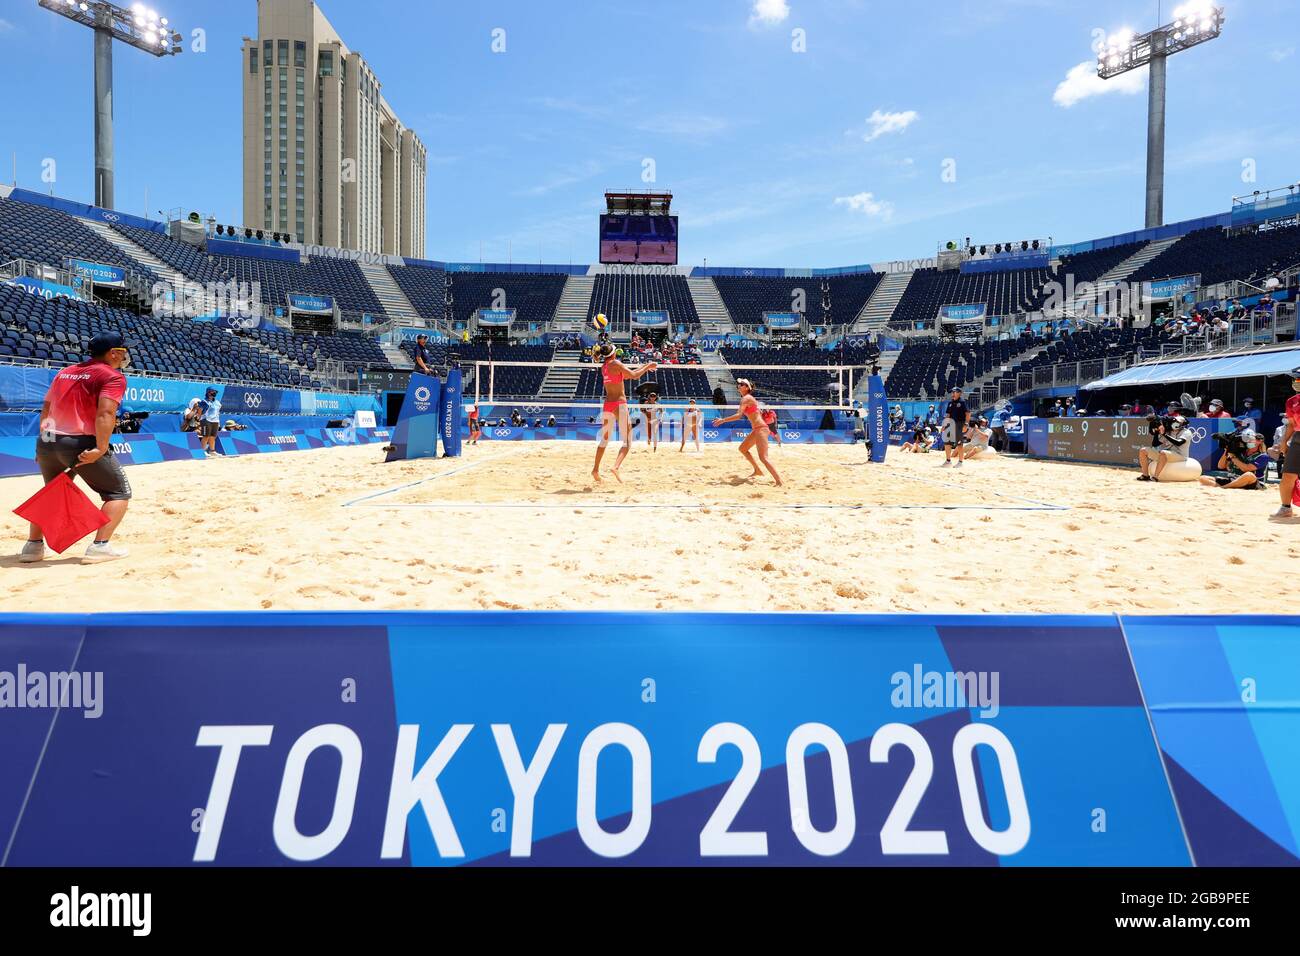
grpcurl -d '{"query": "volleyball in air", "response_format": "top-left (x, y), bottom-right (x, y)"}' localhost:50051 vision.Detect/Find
top-left (593, 313), bottom-right (608, 330)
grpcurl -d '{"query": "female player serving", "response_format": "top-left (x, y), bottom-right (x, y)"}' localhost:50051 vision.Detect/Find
top-left (591, 343), bottom-right (656, 482)
top-left (712, 378), bottom-right (783, 486)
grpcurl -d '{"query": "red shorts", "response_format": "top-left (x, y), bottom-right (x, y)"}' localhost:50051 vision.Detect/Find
top-left (602, 399), bottom-right (626, 415)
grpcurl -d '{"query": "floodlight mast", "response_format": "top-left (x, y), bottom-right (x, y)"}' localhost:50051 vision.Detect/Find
top-left (36, 1), bottom-right (183, 210)
top-left (1097, 3), bottom-right (1225, 228)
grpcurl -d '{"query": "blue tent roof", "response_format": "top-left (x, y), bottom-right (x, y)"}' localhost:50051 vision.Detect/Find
top-left (1083, 347), bottom-right (1300, 390)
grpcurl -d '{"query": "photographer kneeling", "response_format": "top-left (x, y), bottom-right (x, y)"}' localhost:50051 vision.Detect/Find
top-left (1199, 431), bottom-right (1268, 490)
top-left (1137, 413), bottom-right (1190, 481)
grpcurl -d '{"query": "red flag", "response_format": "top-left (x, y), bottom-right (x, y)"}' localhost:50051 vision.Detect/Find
top-left (13, 469), bottom-right (109, 554)
top-left (1293, 480), bottom-right (1300, 507)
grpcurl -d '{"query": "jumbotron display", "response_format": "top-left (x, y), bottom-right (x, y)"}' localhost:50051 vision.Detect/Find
top-left (600, 190), bottom-right (678, 264)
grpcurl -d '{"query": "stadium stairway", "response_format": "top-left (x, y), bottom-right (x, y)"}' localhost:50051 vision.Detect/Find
top-left (686, 277), bottom-right (734, 334)
top-left (962, 339), bottom-right (1054, 400)
top-left (701, 348), bottom-right (739, 404)
top-left (79, 218), bottom-right (205, 310)
top-left (358, 260), bottom-right (419, 321)
top-left (381, 342), bottom-right (414, 369)
top-left (1065, 237), bottom-right (1181, 314)
top-left (853, 271), bottom-right (911, 332)
top-left (539, 348), bottom-right (581, 399)
top-left (552, 275), bottom-right (595, 332)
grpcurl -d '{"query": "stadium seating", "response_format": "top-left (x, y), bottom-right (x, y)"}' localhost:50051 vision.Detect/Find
top-left (888, 264), bottom-right (1054, 330)
top-left (0, 283), bottom-right (311, 388)
top-left (885, 334), bottom-right (1040, 398)
top-left (444, 272), bottom-right (566, 330)
top-left (453, 343), bottom-right (556, 398)
top-left (212, 251), bottom-right (385, 316)
top-left (387, 263), bottom-right (446, 322)
top-left (587, 273), bottom-right (700, 336)
top-left (721, 345), bottom-right (877, 401)
top-left (1129, 224), bottom-right (1300, 287)
top-left (0, 198), bottom-right (158, 287)
top-left (114, 223), bottom-right (231, 286)
top-left (712, 274), bottom-right (884, 328)
top-left (575, 365), bottom-right (711, 402)
top-left (1051, 240), bottom-right (1146, 286)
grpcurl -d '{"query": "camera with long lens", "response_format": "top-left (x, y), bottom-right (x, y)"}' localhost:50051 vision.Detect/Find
top-left (1211, 430), bottom-right (1250, 461)
top-left (1146, 414), bottom-right (1180, 445)
top-left (114, 411), bottom-right (149, 435)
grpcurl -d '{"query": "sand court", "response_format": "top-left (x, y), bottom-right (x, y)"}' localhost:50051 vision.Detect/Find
top-left (2, 440), bottom-right (1295, 614)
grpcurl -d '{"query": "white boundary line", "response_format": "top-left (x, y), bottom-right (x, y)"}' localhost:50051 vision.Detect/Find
top-left (340, 453), bottom-right (508, 508)
top-left (347, 502), bottom-right (1067, 512)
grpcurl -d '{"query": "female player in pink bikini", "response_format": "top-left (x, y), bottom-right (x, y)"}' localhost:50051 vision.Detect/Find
top-left (712, 378), bottom-right (783, 486)
top-left (591, 343), bottom-right (656, 482)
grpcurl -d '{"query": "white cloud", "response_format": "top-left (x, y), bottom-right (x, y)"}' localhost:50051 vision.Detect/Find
top-left (749, 0), bottom-right (790, 27)
top-left (1053, 60), bottom-right (1145, 108)
top-left (0, 19), bottom-right (14, 33)
top-left (861, 109), bottom-right (918, 143)
top-left (834, 192), bottom-right (893, 219)
top-left (1270, 47), bottom-right (1295, 62)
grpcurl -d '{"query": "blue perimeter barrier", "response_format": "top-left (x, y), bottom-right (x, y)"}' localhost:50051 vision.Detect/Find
top-left (0, 612), bottom-right (1293, 867)
top-left (0, 426), bottom-right (392, 478)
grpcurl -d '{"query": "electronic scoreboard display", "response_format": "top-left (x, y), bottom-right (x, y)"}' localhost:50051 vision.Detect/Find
top-left (599, 214), bottom-right (678, 264)
top-left (1025, 416), bottom-right (1228, 467)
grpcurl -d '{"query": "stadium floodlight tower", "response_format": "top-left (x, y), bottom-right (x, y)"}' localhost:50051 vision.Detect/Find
top-left (1097, 2), bottom-right (1224, 228)
top-left (37, 0), bottom-right (183, 210)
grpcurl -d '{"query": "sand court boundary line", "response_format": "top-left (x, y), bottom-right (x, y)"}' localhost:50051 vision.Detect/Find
top-left (346, 501), bottom-right (1068, 513)
top-left (340, 452), bottom-right (511, 508)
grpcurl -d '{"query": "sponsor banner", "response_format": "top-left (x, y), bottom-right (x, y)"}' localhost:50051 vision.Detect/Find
top-left (0, 427), bottom-right (391, 478)
top-left (475, 309), bottom-right (515, 326)
top-left (385, 373), bottom-right (443, 463)
top-left (355, 410), bottom-right (377, 429)
top-left (66, 259), bottom-right (126, 288)
top-left (763, 312), bottom-right (802, 329)
top-left (866, 374), bottom-right (888, 463)
top-left (939, 303), bottom-right (987, 323)
top-left (394, 327), bottom-right (451, 345)
top-left (286, 242), bottom-right (403, 267)
top-left (4, 276), bottom-right (82, 302)
top-left (631, 310), bottom-right (669, 328)
top-left (288, 292), bottom-right (335, 314)
top-left (440, 367), bottom-right (463, 458)
top-left (1025, 416), bottom-right (1232, 469)
top-left (0, 611), bottom-right (1291, 866)
top-left (299, 390), bottom-right (383, 418)
top-left (1143, 275), bottom-right (1201, 302)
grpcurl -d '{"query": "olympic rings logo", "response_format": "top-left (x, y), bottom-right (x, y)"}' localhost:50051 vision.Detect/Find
top-left (414, 386), bottom-right (432, 402)
top-left (1188, 426), bottom-right (1208, 443)
top-left (785, 431), bottom-right (801, 440)
top-left (523, 405), bottom-right (542, 415)
top-left (703, 430), bottom-right (719, 439)
top-left (494, 428), bottom-right (512, 437)
top-left (243, 392), bottom-right (263, 408)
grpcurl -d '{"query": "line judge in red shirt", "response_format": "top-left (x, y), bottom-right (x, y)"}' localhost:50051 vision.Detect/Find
top-left (20, 331), bottom-right (134, 564)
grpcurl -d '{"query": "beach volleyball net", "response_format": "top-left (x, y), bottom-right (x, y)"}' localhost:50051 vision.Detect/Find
top-left (459, 359), bottom-right (876, 443)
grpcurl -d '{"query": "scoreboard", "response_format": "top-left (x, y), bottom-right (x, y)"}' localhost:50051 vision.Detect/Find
top-left (1025, 416), bottom-right (1230, 468)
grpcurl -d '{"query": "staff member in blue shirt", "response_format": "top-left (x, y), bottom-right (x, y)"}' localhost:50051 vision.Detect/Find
top-left (199, 387), bottom-right (222, 458)
top-left (940, 387), bottom-right (969, 468)
top-left (990, 404), bottom-right (1013, 452)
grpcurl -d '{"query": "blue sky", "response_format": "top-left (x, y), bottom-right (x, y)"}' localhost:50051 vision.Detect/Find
top-left (1, 0), bottom-right (1296, 268)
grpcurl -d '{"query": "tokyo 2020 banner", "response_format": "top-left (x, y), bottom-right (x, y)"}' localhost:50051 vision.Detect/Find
top-left (0, 612), bottom-right (1294, 866)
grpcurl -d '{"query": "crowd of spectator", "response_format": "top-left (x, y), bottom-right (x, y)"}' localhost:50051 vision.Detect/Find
top-left (1154, 296), bottom-right (1277, 340)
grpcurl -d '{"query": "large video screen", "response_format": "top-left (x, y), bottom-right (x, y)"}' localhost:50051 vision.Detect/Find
top-left (599, 214), bottom-right (678, 264)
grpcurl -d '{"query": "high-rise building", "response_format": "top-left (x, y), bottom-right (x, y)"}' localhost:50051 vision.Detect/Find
top-left (241, 0), bottom-right (426, 257)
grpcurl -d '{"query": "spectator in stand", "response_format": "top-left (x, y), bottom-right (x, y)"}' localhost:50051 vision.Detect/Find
top-left (18, 331), bottom-right (133, 565)
top-left (1201, 398), bottom-right (1232, 419)
top-left (1239, 397), bottom-right (1262, 431)
top-left (924, 404), bottom-right (939, 427)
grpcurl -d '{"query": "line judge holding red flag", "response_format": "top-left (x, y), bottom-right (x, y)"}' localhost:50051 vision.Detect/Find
top-left (18, 331), bottom-right (134, 564)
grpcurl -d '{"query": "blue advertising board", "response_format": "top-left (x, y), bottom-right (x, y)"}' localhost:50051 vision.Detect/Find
top-left (67, 258), bottom-right (126, 287)
top-left (1025, 416), bottom-right (1232, 469)
top-left (385, 372), bottom-right (443, 463)
top-left (0, 611), bottom-right (1293, 866)
top-left (939, 303), bottom-right (987, 323)
top-left (1143, 274), bottom-right (1201, 301)
top-left (866, 373), bottom-right (888, 463)
top-left (4, 276), bottom-right (81, 302)
top-left (476, 309), bottom-right (515, 326)
top-left (288, 293), bottom-right (335, 314)
top-left (763, 312), bottom-right (802, 329)
top-left (631, 310), bottom-right (669, 327)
